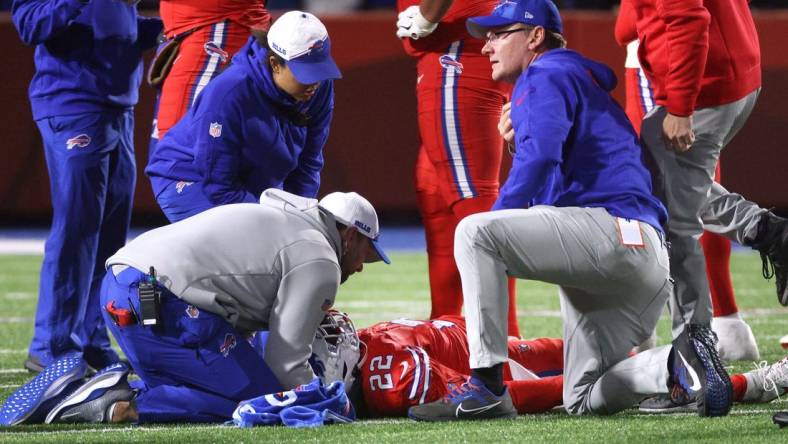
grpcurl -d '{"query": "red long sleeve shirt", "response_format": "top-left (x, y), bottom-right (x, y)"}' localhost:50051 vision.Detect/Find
top-left (631, 0), bottom-right (761, 116)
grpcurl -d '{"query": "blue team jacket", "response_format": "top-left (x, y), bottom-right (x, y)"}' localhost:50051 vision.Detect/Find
top-left (496, 48), bottom-right (667, 231)
top-left (146, 37), bottom-right (335, 205)
top-left (12, 0), bottom-right (162, 120)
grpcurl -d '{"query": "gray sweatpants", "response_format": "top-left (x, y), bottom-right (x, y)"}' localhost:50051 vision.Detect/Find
top-left (641, 90), bottom-right (759, 337)
top-left (455, 206), bottom-right (673, 414)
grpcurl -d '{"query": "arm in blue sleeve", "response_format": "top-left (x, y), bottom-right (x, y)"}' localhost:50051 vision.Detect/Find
top-left (492, 71), bottom-right (575, 210)
top-left (12, 0), bottom-right (87, 45)
top-left (193, 98), bottom-right (258, 205)
top-left (136, 15), bottom-right (163, 51)
top-left (283, 82), bottom-right (334, 198)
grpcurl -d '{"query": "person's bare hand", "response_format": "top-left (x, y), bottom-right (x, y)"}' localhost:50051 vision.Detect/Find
top-left (662, 113), bottom-right (695, 152)
top-left (499, 101), bottom-right (514, 145)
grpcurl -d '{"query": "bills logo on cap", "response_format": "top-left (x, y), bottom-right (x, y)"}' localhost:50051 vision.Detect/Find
top-left (439, 55), bottom-right (464, 74)
top-left (308, 39), bottom-right (325, 54)
top-left (495, 0), bottom-right (518, 11)
top-left (271, 41), bottom-right (286, 56)
top-left (66, 134), bottom-right (91, 150)
top-left (219, 333), bottom-right (237, 357)
top-left (203, 41), bottom-right (229, 63)
top-left (209, 122), bottom-right (222, 138)
top-left (354, 220), bottom-right (372, 234)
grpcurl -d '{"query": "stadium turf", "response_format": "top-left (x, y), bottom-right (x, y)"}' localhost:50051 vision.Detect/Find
top-left (1, 252), bottom-right (787, 442)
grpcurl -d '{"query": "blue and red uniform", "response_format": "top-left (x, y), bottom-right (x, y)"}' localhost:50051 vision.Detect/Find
top-left (399, 0), bottom-right (518, 333)
top-left (358, 316), bottom-right (564, 417)
top-left (152, 0), bottom-right (271, 140)
top-left (11, 0), bottom-right (161, 370)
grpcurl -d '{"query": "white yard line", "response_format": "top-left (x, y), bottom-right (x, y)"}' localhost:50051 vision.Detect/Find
top-left (0, 369), bottom-right (27, 374)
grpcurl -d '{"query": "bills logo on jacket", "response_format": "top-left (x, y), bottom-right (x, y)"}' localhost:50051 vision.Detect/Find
top-left (219, 333), bottom-right (237, 357)
top-left (439, 55), bottom-right (464, 74)
top-left (66, 134), bottom-right (91, 150)
top-left (203, 41), bottom-right (229, 63)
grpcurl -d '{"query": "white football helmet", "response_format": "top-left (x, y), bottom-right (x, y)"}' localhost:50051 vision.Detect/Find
top-left (310, 310), bottom-right (361, 390)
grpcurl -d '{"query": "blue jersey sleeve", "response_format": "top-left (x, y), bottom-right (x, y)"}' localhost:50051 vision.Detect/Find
top-left (193, 96), bottom-right (258, 205)
top-left (12, 0), bottom-right (87, 45)
top-left (492, 69), bottom-right (575, 210)
top-left (283, 82), bottom-right (334, 198)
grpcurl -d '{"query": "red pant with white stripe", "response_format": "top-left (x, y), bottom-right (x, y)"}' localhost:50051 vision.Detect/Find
top-left (413, 43), bottom-right (520, 334)
top-left (624, 67), bottom-right (739, 317)
top-left (155, 20), bottom-right (251, 139)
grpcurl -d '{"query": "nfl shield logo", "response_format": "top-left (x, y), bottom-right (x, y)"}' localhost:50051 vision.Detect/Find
top-left (209, 122), bottom-right (222, 138)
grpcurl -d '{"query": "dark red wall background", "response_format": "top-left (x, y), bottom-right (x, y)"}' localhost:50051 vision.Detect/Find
top-left (1, 10), bottom-right (786, 223)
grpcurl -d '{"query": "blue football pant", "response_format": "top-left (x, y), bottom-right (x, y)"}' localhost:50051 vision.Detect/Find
top-left (101, 268), bottom-right (282, 423)
top-left (149, 177), bottom-right (216, 223)
top-left (30, 110), bottom-right (135, 366)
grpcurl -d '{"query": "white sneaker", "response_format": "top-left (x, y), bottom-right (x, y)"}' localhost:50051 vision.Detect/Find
top-left (742, 357), bottom-right (788, 403)
top-left (711, 313), bottom-right (760, 361)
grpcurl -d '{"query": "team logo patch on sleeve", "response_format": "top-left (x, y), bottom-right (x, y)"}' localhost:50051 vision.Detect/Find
top-left (203, 41), bottom-right (230, 63)
top-left (439, 55), bottom-right (464, 74)
top-left (209, 122), bottom-right (223, 138)
top-left (66, 134), bottom-right (91, 150)
top-left (219, 333), bottom-right (237, 357)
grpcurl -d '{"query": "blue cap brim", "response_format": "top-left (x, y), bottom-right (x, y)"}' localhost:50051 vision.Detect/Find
top-left (466, 15), bottom-right (523, 39)
top-left (288, 58), bottom-right (342, 84)
top-left (366, 238), bottom-right (390, 264)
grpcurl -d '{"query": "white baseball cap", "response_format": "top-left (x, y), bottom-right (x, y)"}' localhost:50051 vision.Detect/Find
top-left (267, 11), bottom-right (342, 84)
top-left (319, 192), bottom-right (390, 264)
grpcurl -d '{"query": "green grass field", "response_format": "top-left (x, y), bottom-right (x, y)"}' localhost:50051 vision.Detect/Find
top-left (1, 252), bottom-right (787, 442)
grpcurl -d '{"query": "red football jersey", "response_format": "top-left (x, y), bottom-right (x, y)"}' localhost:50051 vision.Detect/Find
top-left (160, 0), bottom-right (271, 38)
top-left (358, 316), bottom-right (564, 416)
top-left (396, 0), bottom-right (498, 58)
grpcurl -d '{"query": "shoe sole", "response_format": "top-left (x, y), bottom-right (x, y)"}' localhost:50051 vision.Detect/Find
top-left (639, 402), bottom-right (697, 414)
top-left (0, 354), bottom-right (87, 425)
top-left (690, 336), bottom-right (732, 417)
top-left (45, 369), bottom-right (128, 424)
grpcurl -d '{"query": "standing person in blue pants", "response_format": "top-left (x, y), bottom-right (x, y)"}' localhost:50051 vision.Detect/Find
top-left (11, 0), bottom-right (162, 372)
top-left (1, 189), bottom-right (388, 425)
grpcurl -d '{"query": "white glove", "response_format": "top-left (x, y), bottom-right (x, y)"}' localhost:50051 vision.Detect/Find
top-left (396, 5), bottom-right (438, 40)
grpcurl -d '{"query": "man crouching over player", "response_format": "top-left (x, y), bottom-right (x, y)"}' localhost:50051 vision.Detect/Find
top-left (0, 189), bottom-right (388, 425)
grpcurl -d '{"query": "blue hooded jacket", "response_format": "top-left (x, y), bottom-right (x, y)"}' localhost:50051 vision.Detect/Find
top-left (496, 48), bottom-right (667, 231)
top-left (146, 37), bottom-right (335, 205)
top-left (12, 0), bottom-right (162, 120)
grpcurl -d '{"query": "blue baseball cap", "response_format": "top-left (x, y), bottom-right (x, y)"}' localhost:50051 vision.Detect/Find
top-left (467, 0), bottom-right (563, 38)
top-left (267, 11), bottom-right (342, 84)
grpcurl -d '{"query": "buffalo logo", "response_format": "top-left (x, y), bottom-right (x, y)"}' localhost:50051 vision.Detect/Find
top-left (175, 181), bottom-right (193, 194)
top-left (219, 333), bottom-right (237, 357)
top-left (308, 39), bottom-right (325, 54)
top-left (209, 122), bottom-right (222, 138)
top-left (518, 343), bottom-right (531, 352)
top-left (354, 220), bottom-right (372, 234)
top-left (185, 305), bottom-right (199, 319)
top-left (264, 390), bottom-right (297, 407)
top-left (494, 0), bottom-right (518, 11)
top-left (66, 134), bottom-right (91, 150)
top-left (203, 41), bottom-right (229, 63)
top-left (271, 41), bottom-right (286, 56)
top-left (439, 55), bottom-right (464, 74)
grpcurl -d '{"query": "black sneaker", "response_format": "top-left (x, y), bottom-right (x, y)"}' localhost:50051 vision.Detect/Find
top-left (752, 212), bottom-right (788, 306)
top-left (639, 393), bottom-right (697, 414)
top-left (671, 324), bottom-right (732, 417)
top-left (45, 362), bottom-right (134, 424)
top-left (407, 377), bottom-right (517, 422)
